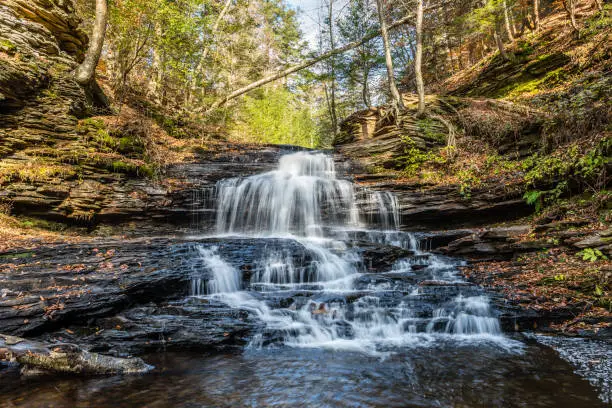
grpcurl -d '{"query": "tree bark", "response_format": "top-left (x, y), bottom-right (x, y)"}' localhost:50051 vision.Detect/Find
top-left (191, 0), bottom-right (233, 103)
top-left (0, 334), bottom-right (151, 375)
top-left (327, 0), bottom-right (338, 135)
top-left (376, 0), bottom-right (405, 110)
top-left (204, 11), bottom-right (421, 111)
top-left (508, 6), bottom-right (518, 37)
top-left (533, 0), bottom-right (540, 32)
top-left (592, 0), bottom-right (603, 11)
top-left (562, 0), bottom-right (579, 33)
top-left (494, 20), bottom-right (510, 61)
top-left (362, 57), bottom-right (371, 108)
top-left (415, 0), bottom-right (425, 115)
top-left (503, 0), bottom-right (515, 42)
top-left (75, 0), bottom-right (108, 85)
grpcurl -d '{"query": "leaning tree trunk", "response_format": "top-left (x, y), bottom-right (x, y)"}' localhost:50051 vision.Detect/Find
top-left (376, 0), bottom-right (405, 111)
top-left (415, 0), bottom-right (425, 116)
top-left (74, 0), bottom-right (108, 85)
top-left (203, 10), bottom-right (421, 112)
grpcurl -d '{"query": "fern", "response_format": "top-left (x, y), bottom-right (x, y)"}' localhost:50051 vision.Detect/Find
top-left (523, 190), bottom-right (543, 212)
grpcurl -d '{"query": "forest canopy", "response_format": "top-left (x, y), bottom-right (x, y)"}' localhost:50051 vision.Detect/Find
top-left (74, 0), bottom-right (606, 147)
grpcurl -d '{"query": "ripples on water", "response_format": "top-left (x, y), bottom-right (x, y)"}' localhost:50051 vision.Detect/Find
top-left (0, 344), bottom-right (605, 407)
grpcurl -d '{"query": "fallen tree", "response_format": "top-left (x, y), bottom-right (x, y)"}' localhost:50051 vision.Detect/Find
top-left (204, 9), bottom-right (434, 112)
top-left (0, 333), bottom-right (152, 375)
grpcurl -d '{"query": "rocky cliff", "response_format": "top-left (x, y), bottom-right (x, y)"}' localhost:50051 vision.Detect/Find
top-left (0, 1), bottom-right (278, 229)
top-left (334, 94), bottom-right (545, 230)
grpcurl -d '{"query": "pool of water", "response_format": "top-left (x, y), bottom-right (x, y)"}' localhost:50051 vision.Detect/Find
top-left (1, 339), bottom-right (604, 408)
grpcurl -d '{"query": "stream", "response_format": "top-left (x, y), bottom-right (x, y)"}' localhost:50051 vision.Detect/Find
top-left (0, 151), bottom-right (608, 407)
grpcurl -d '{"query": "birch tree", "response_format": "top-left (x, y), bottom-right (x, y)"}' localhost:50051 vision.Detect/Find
top-left (75, 0), bottom-right (108, 85)
top-left (376, 0), bottom-right (405, 110)
top-left (415, 0), bottom-right (425, 115)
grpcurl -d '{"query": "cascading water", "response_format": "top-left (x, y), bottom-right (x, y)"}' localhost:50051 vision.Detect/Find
top-left (193, 151), bottom-right (514, 355)
top-left (215, 152), bottom-right (360, 236)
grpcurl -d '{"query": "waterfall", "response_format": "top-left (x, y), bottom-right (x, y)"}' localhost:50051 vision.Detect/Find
top-left (192, 246), bottom-right (241, 295)
top-left (192, 151), bottom-right (512, 355)
top-left (215, 152), bottom-right (360, 236)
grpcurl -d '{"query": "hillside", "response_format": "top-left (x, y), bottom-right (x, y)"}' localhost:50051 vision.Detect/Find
top-left (334, 5), bottom-right (611, 337)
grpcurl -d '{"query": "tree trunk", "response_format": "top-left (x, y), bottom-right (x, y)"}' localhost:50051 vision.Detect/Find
top-left (190, 0), bottom-right (233, 104)
top-left (327, 0), bottom-right (338, 135)
top-left (494, 21), bottom-right (510, 61)
top-left (376, 0), bottom-right (405, 110)
top-left (362, 59), bottom-right (371, 108)
top-left (74, 0), bottom-right (108, 85)
top-left (204, 10), bottom-right (420, 111)
top-left (509, 6), bottom-right (518, 37)
top-left (0, 334), bottom-right (151, 375)
top-left (458, 33), bottom-right (464, 70)
top-left (562, 0), bottom-right (579, 33)
top-left (533, 0), bottom-right (540, 31)
top-left (503, 0), bottom-right (515, 42)
top-left (415, 0), bottom-right (425, 115)
top-left (446, 38), bottom-right (456, 72)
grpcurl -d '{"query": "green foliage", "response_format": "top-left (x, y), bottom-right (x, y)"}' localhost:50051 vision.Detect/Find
top-left (516, 40), bottom-right (534, 56)
top-left (579, 3), bottom-right (612, 39)
top-left (336, 0), bottom-right (382, 110)
top-left (521, 138), bottom-right (610, 211)
top-left (108, 161), bottom-right (155, 178)
top-left (416, 118), bottom-right (447, 143)
top-left (117, 136), bottom-right (144, 154)
top-left (0, 39), bottom-right (17, 53)
top-left (92, 129), bottom-right (118, 150)
top-left (232, 86), bottom-right (319, 148)
top-left (79, 118), bottom-right (106, 130)
top-left (395, 136), bottom-right (447, 177)
top-left (523, 190), bottom-right (544, 212)
top-left (457, 169), bottom-right (481, 200)
top-left (578, 248), bottom-right (608, 262)
top-left (494, 66), bottom-right (568, 99)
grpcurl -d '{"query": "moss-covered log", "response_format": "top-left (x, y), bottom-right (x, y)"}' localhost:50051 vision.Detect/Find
top-left (0, 333), bottom-right (152, 375)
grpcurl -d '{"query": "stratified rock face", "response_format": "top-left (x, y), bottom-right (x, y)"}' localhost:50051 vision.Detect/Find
top-left (0, 0), bottom-right (88, 110)
top-left (332, 94), bottom-right (544, 230)
top-left (0, 0), bottom-right (91, 158)
top-left (0, 0), bottom-right (313, 228)
top-left (0, 0), bottom-right (102, 224)
top-left (0, 0), bottom-right (87, 60)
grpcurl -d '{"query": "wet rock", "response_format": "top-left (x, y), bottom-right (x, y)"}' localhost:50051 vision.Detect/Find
top-left (358, 242), bottom-right (414, 272)
top-left (436, 225), bottom-right (550, 260)
top-left (573, 229), bottom-right (612, 255)
top-left (418, 229), bottom-right (473, 250)
top-left (46, 299), bottom-right (260, 356)
top-left (0, 237), bottom-right (340, 353)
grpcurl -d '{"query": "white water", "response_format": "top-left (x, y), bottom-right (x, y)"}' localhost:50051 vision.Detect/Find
top-left (194, 151), bottom-right (514, 355)
top-left (191, 246), bottom-right (241, 295)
